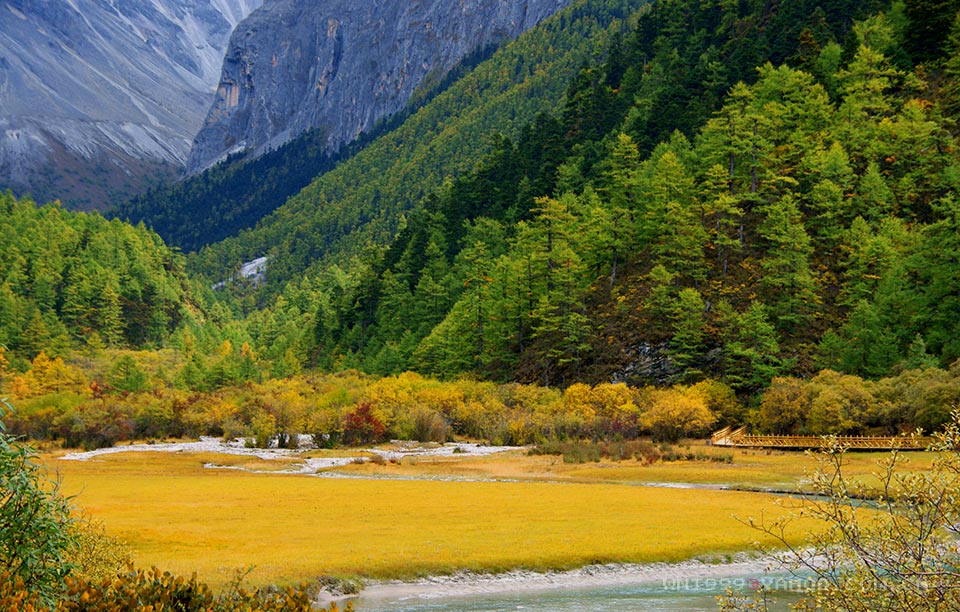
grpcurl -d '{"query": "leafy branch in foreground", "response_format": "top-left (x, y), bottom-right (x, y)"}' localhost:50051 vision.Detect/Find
top-left (720, 412), bottom-right (960, 611)
top-left (0, 397), bottom-right (76, 605)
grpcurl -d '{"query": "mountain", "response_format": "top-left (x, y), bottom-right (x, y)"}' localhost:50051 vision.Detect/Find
top-left (185, 0), bottom-right (573, 174)
top-left (7, 0), bottom-right (960, 408)
top-left (185, 0), bottom-right (644, 286)
top-left (0, 0), bottom-right (262, 211)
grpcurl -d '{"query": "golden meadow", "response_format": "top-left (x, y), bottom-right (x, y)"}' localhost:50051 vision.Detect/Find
top-left (47, 447), bottom-right (833, 588)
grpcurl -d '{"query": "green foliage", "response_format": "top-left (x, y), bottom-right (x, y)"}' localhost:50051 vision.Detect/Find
top-left (0, 193), bottom-right (192, 357)
top-left (755, 365), bottom-right (960, 435)
top-left (0, 399), bottom-right (77, 604)
top-left (107, 355), bottom-right (148, 393)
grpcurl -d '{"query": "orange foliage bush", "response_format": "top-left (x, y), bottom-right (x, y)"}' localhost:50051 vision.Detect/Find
top-left (0, 568), bottom-right (350, 612)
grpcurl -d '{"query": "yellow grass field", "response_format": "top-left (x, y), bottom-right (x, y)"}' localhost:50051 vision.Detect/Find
top-left (334, 445), bottom-right (937, 490)
top-left (46, 449), bottom-right (825, 589)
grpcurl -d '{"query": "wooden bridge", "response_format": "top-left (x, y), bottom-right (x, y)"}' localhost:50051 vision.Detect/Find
top-left (710, 426), bottom-right (934, 451)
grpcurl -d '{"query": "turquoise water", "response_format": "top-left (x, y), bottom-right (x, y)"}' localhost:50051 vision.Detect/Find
top-left (353, 577), bottom-right (802, 611)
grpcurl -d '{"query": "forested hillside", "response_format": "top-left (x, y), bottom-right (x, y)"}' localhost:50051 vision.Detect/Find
top-left (231, 0), bottom-right (956, 390)
top-left (0, 192), bottom-right (196, 364)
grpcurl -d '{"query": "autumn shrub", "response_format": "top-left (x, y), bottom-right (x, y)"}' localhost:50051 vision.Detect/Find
top-left (250, 410), bottom-right (278, 449)
top-left (130, 393), bottom-right (180, 440)
top-left (413, 385), bottom-right (465, 421)
top-left (411, 409), bottom-right (451, 443)
top-left (504, 412), bottom-right (546, 445)
top-left (52, 401), bottom-right (134, 450)
top-left (561, 382), bottom-right (641, 439)
top-left (639, 387), bottom-right (717, 443)
top-left (305, 408), bottom-right (341, 448)
top-left (180, 393), bottom-right (238, 437)
top-left (340, 402), bottom-right (387, 445)
top-left (910, 377), bottom-right (960, 433)
top-left (0, 565), bottom-right (350, 612)
top-left (68, 518), bottom-right (132, 584)
top-left (5, 392), bottom-right (86, 440)
top-left (756, 376), bottom-right (810, 434)
top-left (57, 566), bottom-right (334, 612)
top-left (508, 383), bottom-right (563, 414)
top-left (689, 380), bottom-right (743, 427)
top-left (754, 366), bottom-right (960, 435)
top-left (450, 398), bottom-right (508, 442)
top-left (803, 370), bottom-right (881, 435)
top-left (0, 571), bottom-right (43, 612)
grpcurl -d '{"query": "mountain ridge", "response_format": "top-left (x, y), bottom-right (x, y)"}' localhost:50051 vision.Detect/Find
top-left (185, 0), bottom-right (573, 173)
top-left (0, 0), bottom-right (262, 210)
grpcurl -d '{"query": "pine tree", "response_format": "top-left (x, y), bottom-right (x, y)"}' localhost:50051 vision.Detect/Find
top-left (722, 302), bottom-right (787, 392)
top-left (758, 194), bottom-right (818, 334)
top-left (670, 287), bottom-right (706, 369)
top-left (941, 12), bottom-right (960, 118)
top-left (834, 41), bottom-right (900, 166)
top-left (98, 282), bottom-right (125, 347)
top-left (641, 148), bottom-right (708, 284)
top-left (853, 161), bottom-right (896, 223)
top-left (699, 163), bottom-right (744, 278)
top-left (594, 134), bottom-right (642, 284)
top-left (915, 194), bottom-right (960, 362)
top-left (524, 195), bottom-right (589, 384)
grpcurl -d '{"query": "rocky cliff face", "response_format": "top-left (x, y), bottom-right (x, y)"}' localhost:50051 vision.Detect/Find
top-left (186, 0), bottom-right (571, 174)
top-left (0, 0), bottom-right (262, 209)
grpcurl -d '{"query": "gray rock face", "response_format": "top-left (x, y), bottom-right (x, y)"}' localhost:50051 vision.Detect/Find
top-left (186, 0), bottom-right (571, 174)
top-left (0, 0), bottom-right (262, 208)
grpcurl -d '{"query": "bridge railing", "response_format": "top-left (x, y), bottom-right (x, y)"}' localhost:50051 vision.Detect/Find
top-left (711, 429), bottom-right (933, 450)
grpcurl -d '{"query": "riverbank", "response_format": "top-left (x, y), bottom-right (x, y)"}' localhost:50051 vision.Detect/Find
top-left (344, 555), bottom-right (804, 611)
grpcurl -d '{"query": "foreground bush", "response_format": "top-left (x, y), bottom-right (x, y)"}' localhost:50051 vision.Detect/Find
top-left (0, 567), bottom-right (350, 612)
top-left (721, 411), bottom-right (960, 611)
top-left (0, 400), bottom-right (76, 605)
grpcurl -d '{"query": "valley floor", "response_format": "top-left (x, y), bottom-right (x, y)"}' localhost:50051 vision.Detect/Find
top-left (47, 439), bottom-right (919, 596)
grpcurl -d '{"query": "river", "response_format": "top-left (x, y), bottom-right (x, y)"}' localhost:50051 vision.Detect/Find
top-left (347, 563), bottom-right (806, 612)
